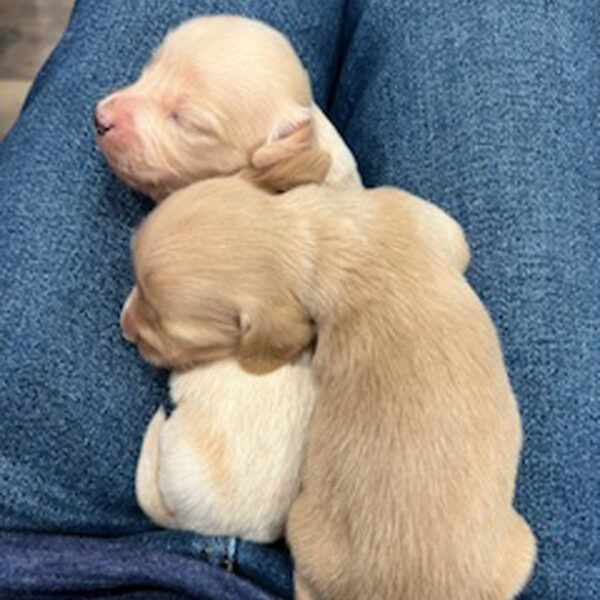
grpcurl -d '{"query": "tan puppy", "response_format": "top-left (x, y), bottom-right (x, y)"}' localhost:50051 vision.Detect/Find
top-left (95, 15), bottom-right (360, 200)
top-left (122, 176), bottom-right (534, 599)
top-left (100, 15), bottom-right (361, 540)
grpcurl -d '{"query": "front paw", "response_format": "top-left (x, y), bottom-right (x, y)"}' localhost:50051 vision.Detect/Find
top-left (135, 407), bottom-right (177, 528)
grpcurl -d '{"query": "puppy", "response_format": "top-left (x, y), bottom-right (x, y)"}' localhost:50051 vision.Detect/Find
top-left (95, 15), bottom-right (361, 199)
top-left (123, 176), bottom-right (535, 600)
top-left (101, 15), bottom-right (362, 540)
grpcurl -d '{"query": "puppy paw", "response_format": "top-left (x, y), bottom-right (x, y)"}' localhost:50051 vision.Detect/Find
top-left (135, 407), bottom-right (177, 528)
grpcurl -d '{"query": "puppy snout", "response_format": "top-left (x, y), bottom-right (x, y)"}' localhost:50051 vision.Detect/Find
top-left (121, 311), bottom-right (137, 343)
top-left (94, 105), bottom-right (114, 136)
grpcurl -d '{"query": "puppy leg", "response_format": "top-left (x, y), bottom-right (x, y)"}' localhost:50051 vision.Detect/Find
top-left (494, 512), bottom-right (536, 599)
top-left (295, 575), bottom-right (319, 600)
top-left (135, 407), bottom-right (177, 528)
top-left (157, 402), bottom-right (237, 536)
top-left (404, 191), bottom-right (471, 272)
top-left (288, 493), bottom-right (353, 600)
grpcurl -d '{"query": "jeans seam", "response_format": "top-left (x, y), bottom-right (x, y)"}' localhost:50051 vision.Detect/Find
top-left (223, 537), bottom-right (237, 573)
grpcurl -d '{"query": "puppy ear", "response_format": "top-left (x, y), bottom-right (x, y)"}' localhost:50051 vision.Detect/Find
top-left (244, 108), bottom-right (332, 193)
top-left (252, 107), bottom-right (314, 169)
top-left (237, 303), bottom-right (314, 374)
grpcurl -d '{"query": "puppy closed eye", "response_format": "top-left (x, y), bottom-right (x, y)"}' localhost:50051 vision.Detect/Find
top-left (169, 110), bottom-right (218, 141)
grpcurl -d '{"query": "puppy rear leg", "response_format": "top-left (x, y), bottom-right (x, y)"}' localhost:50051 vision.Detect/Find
top-left (288, 494), bottom-right (353, 600)
top-left (494, 512), bottom-right (536, 599)
top-left (295, 574), bottom-right (319, 600)
top-left (135, 407), bottom-right (177, 528)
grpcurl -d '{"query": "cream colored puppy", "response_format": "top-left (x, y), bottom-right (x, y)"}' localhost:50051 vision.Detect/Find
top-left (95, 15), bottom-right (360, 199)
top-left (122, 176), bottom-right (535, 600)
top-left (131, 358), bottom-right (315, 541)
top-left (99, 15), bottom-right (362, 540)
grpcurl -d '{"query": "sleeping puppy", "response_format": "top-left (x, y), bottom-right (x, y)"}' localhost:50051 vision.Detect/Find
top-left (95, 15), bottom-right (360, 198)
top-left (98, 15), bottom-right (361, 540)
top-left (122, 176), bottom-right (535, 600)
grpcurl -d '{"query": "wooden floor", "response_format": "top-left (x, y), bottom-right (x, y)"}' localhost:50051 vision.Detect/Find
top-left (0, 0), bottom-right (74, 138)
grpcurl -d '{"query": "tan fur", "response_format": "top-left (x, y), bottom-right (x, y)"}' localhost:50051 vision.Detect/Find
top-left (242, 145), bottom-right (332, 194)
top-left (125, 176), bottom-right (535, 599)
top-left (109, 16), bottom-right (360, 541)
top-left (95, 15), bottom-right (361, 201)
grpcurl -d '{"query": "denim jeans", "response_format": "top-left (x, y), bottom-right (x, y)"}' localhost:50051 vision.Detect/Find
top-left (0, 0), bottom-right (598, 598)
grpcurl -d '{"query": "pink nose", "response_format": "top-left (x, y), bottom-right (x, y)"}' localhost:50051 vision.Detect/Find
top-left (121, 308), bottom-right (138, 343)
top-left (94, 104), bottom-right (114, 136)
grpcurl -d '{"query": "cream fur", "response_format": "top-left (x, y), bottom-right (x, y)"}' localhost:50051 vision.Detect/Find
top-left (96, 15), bottom-right (361, 200)
top-left (108, 16), bottom-right (361, 541)
top-left (125, 177), bottom-right (535, 599)
top-left (136, 359), bottom-right (315, 541)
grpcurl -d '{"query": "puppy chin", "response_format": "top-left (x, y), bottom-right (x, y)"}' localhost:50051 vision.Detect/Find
top-left (97, 141), bottom-right (158, 198)
top-left (136, 343), bottom-right (171, 369)
top-left (165, 345), bottom-right (238, 372)
top-left (111, 163), bottom-right (172, 202)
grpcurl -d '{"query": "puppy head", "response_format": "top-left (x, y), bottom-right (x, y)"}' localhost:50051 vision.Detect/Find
top-left (95, 16), bottom-right (330, 200)
top-left (120, 178), bottom-right (315, 372)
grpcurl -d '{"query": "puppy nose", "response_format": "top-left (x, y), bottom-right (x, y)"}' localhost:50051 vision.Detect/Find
top-left (121, 316), bottom-right (137, 343)
top-left (94, 105), bottom-right (114, 136)
top-left (120, 305), bottom-right (137, 343)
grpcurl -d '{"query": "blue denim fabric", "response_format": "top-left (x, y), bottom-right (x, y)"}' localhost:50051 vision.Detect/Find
top-left (0, 1), bottom-right (340, 597)
top-left (0, 530), bottom-right (276, 600)
top-left (1, 0), bottom-right (598, 598)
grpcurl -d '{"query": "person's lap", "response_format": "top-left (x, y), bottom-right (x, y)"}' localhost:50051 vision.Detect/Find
top-left (0, 0), bottom-right (345, 597)
top-left (0, 0), bottom-right (597, 598)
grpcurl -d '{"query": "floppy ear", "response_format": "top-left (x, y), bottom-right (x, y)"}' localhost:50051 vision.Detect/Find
top-left (237, 303), bottom-right (315, 375)
top-left (243, 108), bottom-right (332, 193)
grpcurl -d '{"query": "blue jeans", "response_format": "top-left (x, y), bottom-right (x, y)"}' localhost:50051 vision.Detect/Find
top-left (0, 0), bottom-right (598, 598)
